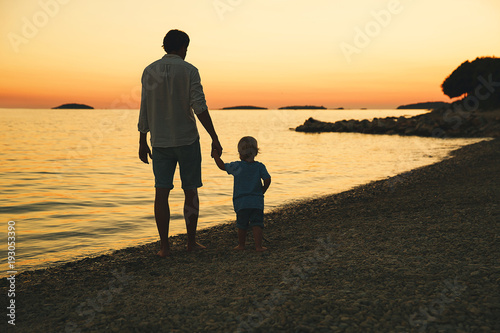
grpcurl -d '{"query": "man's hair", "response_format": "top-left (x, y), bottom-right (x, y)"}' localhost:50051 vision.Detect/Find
top-left (238, 136), bottom-right (259, 160)
top-left (163, 30), bottom-right (190, 53)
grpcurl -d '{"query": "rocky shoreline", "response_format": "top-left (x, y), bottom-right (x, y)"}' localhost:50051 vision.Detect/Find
top-left (1, 139), bottom-right (499, 332)
top-left (295, 108), bottom-right (500, 138)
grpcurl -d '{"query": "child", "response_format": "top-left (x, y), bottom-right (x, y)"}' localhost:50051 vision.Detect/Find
top-left (213, 136), bottom-right (271, 252)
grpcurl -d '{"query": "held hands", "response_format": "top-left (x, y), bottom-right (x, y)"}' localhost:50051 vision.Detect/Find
top-left (211, 139), bottom-right (223, 158)
top-left (211, 139), bottom-right (226, 171)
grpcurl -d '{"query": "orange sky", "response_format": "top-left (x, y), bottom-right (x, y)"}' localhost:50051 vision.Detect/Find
top-left (1, 0), bottom-right (499, 109)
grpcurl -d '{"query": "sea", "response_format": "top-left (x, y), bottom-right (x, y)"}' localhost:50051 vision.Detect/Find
top-left (0, 108), bottom-right (484, 276)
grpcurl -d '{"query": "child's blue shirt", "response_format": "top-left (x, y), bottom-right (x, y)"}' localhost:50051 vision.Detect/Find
top-left (225, 161), bottom-right (271, 212)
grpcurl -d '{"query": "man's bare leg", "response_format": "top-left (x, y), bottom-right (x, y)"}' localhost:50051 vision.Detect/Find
top-left (155, 188), bottom-right (171, 257)
top-left (184, 189), bottom-right (206, 251)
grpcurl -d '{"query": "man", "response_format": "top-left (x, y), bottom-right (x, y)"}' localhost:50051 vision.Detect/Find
top-left (138, 29), bottom-right (222, 257)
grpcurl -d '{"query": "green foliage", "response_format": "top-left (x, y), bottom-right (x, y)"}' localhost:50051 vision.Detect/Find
top-left (441, 57), bottom-right (500, 108)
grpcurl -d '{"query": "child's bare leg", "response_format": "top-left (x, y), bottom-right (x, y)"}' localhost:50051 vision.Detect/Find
top-left (252, 226), bottom-right (267, 252)
top-left (234, 228), bottom-right (247, 250)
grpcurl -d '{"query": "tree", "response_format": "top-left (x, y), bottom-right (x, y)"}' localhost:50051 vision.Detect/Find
top-left (441, 57), bottom-right (500, 108)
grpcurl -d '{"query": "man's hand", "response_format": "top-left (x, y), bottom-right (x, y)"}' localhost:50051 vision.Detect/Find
top-left (139, 141), bottom-right (152, 164)
top-left (211, 138), bottom-right (223, 158)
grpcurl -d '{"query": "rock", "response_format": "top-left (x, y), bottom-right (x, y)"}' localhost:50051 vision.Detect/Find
top-left (295, 109), bottom-right (500, 137)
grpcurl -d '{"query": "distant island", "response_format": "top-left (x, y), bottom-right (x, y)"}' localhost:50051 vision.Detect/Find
top-left (52, 103), bottom-right (94, 109)
top-left (279, 105), bottom-right (327, 110)
top-left (221, 105), bottom-right (268, 110)
top-left (397, 102), bottom-right (449, 110)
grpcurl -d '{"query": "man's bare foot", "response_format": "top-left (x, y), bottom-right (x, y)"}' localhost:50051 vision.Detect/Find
top-left (234, 245), bottom-right (245, 251)
top-left (157, 249), bottom-right (171, 257)
top-left (256, 247), bottom-right (268, 252)
top-left (187, 242), bottom-right (206, 252)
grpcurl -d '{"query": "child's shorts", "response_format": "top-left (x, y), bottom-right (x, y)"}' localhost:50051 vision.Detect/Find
top-left (236, 208), bottom-right (264, 230)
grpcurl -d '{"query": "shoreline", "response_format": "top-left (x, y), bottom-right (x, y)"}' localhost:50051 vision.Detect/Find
top-left (295, 108), bottom-right (500, 138)
top-left (1, 138), bottom-right (498, 332)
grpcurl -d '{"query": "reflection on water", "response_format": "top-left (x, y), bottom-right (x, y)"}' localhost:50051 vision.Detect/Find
top-left (0, 108), bottom-right (483, 275)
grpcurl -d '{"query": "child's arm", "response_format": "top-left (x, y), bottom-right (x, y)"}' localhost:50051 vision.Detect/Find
top-left (262, 177), bottom-right (271, 194)
top-left (212, 149), bottom-right (226, 171)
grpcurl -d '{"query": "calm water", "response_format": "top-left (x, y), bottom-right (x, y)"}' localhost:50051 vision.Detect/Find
top-left (0, 108), bottom-right (483, 275)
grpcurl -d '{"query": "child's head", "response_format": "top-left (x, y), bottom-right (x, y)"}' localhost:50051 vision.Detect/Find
top-left (238, 136), bottom-right (259, 161)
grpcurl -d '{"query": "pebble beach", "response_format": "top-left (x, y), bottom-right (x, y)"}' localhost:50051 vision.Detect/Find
top-left (1, 136), bottom-right (499, 332)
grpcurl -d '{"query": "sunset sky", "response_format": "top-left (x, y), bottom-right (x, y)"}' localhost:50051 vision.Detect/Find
top-left (1, 0), bottom-right (499, 109)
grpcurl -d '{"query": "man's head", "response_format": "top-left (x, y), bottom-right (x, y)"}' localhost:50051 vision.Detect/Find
top-left (163, 30), bottom-right (190, 59)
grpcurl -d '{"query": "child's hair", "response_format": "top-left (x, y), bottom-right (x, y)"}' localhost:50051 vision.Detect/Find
top-left (238, 136), bottom-right (259, 160)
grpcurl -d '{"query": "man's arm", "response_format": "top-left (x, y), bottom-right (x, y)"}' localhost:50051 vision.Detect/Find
top-left (196, 110), bottom-right (222, 157)
top-left (139, 132), bottom-right (152, 164)
top-left (138, 74), bottom-right (152, 164)
top-left (262, 178), bottom-right (271, 194)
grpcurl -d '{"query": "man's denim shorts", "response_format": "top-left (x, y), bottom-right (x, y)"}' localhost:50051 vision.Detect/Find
top-left (236, 208), bottom-right (264, 230)
top-left (152, 139), bottom-right (202, 190)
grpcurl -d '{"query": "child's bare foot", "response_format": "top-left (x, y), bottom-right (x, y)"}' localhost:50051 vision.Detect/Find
top-left (256, 247), bottom-right (268, 252)
top-left (157, 249), bottom-right (171, 257)
top-left (187, 242), bottom-right (206, 252)
top-left (234, 245), bottom-right (245, 251)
